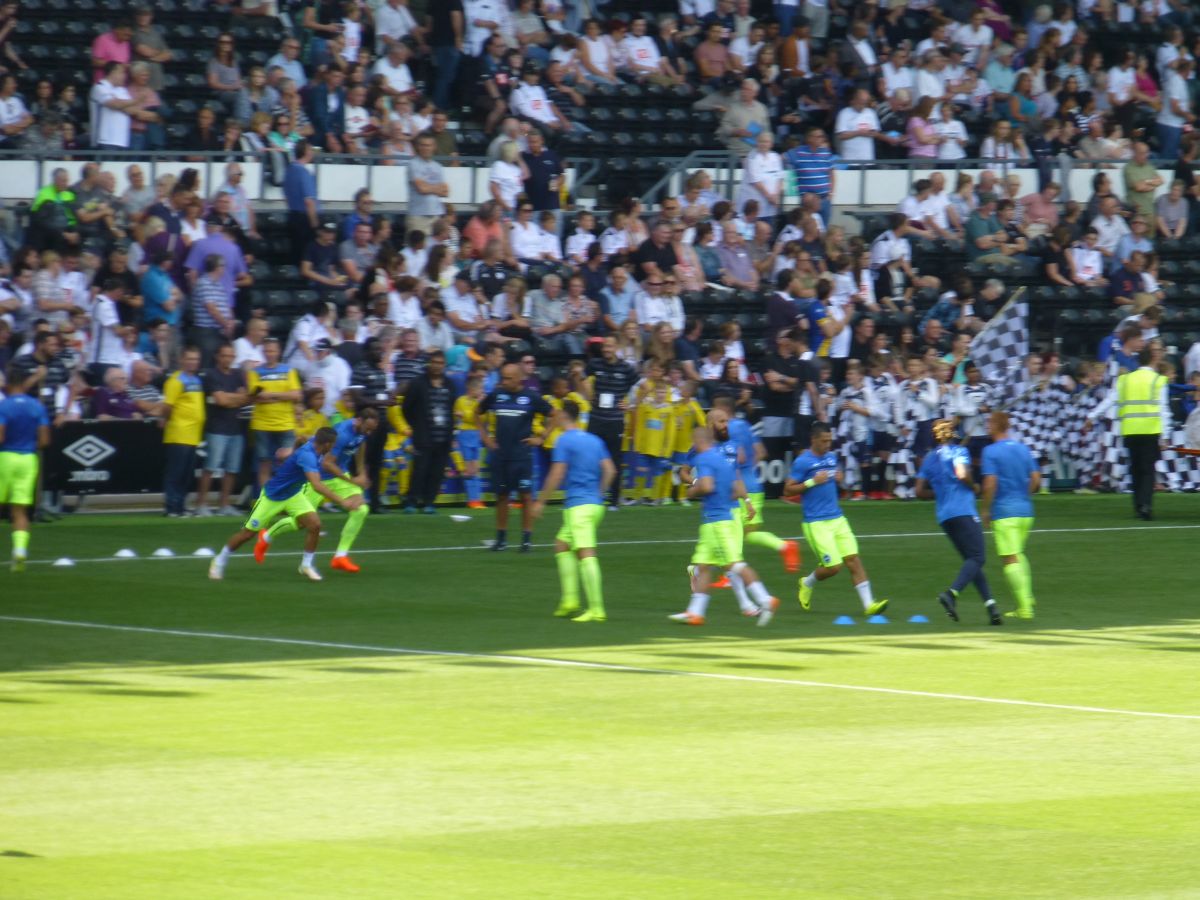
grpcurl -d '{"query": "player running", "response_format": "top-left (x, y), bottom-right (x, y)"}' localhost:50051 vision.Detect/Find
top-left (532, 399), bottom-right (616, 622)
top-left (479, 363), bottom-right (553, 552)
top-left (711, 397), bottom-right (801, 572)
top-left (254, 409), bottom-right (380, 573)
top-left (209, 427), bottom-right (362, 582)
top-left (785, 423), bottom-right (888, 616)
top-left (916, 419), bottom-right (1003, 626)
top-left (980, 410), bottom-right (1040, 620)
top-left (670, 426), bottom-right (780, 627)
top-left (0, 367), bottom-right (51, 572)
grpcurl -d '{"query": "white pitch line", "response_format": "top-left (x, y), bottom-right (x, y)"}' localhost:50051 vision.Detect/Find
top-left (20, 522), bottom-right (1200, 566)
top-left (2, 615), bottom-right (1198, 722)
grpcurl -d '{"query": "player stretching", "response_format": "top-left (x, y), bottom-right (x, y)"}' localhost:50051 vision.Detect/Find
top-left (670, 426), bottom-right (780, 627)
top-left (0, 367), bottom-right (51, 572)
top-left (785, 423), bottom-right (888, 616)
top-left (916, 420), bottom-right (1003, 626)
top-left (711, 397), bottom-right (801, 572)
top-left (479, 363), bottom-right (552, 552)
top-left (254, 410), bottom-right (380, 573)
top-left (209, 427), bottom-right (361, 582)
top-left (980, 411), bottom-right (1040, 620)
top-left (532, 400), bottom-right (615, 622)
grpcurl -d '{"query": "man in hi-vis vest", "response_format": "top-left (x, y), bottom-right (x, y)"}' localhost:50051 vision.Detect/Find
top-left (1116, 348), bottom-right (1170, 521)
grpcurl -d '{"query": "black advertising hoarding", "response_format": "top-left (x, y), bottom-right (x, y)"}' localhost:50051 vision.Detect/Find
top-left (45, 421), bottom-right (167, 494)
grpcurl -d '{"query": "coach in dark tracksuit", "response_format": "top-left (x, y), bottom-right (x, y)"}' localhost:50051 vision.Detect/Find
top-left (478, 362), bottom-right (552, 552)
top-left (586, 335), bottom-right (638, 508)
top-left (402, 350), bottom-right (456, 514)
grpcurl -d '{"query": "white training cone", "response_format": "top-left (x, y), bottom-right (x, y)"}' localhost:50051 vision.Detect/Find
top-left (114, 549), bottom-right (138, 558)
top-left (193, 547), bottom-right (215, 558)
top-left (450, 514), bottom-right (471, 523)
top-left (52, 557), bottom-right (75, 567)
top-left (152, 548), bottom-right (175, 558)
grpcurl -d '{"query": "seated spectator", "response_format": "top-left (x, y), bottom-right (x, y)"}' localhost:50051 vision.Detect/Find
top-left (339, 221), bottom-right (379, 286)
top-left (979, 119), bottom-right (1030, 171)
top-left (1043, 226), bottom-right (1078, 287)
top-left (1070, 228), bottom-right (1108, 287)
top-left (301, 223), bottom-right (353, 298)
top-left (1156, 181), bottom-right (1189, 239)
top-left (1020, 182), bottom-right (1061, 236)
top-left (207, 33), bottom-right (243, 96)
top-left (1091, 195), bottom-right (1132, 268)
top-left (1109, 250), bottom-right (1163, 310)
top-left (579, 18), bottom-right (620, 84)
top-left (125, 358), bottom-right (165, 417)
top-left (716, 224), bottom-right (759, 290)
top-left (0, 74), bottom-right (32, 149)
top-left (266, 37), bottom-right (306, 87)
top-left (966, 195), bottom-right (1026, 269)
top-left (462, 202), bottom-right (506, 260)
top-left (93, 366), bottom-right (140, 419)
top-left (416, 300), bottom-right (454, 352)
top-left (1115, 215), bottom-right (1154, 266)
top-left (624, 14), bottom-right (685, 85)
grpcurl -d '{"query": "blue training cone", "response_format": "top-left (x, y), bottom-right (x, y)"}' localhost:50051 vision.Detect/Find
top-left (833, 615), bottom-right (856, 626)
top-left (867, 614), bottom-right (889, 624)
top-left (908, 614), bottom-right (930, 624)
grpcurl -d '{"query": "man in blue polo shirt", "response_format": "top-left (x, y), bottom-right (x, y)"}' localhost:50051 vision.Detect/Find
top-left (478, 362), bottom-right (553, 552)
top-left (0, 368), bottom-right (52, 572)
top-left (980, 411), bottom-right (1040, 620)
top-left (784, 126), bottom-right (836, 224)
top-left (284, 139), bottom-right (319, 260)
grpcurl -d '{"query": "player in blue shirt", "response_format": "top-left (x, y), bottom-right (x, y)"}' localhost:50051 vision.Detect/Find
top-left (980, 410), bottom-right (1040, 620)
top-left (209, 427), bottom-right (362, 582)
top-left (532, 399), bottom-right (616, 622)
top-left (669, 425), bottom-right (780, 627)
top-left (916, 420), bottom-right (1002, 625)
top-left (712, 398), bottom-right (801, 573)
top-left (0, 369), bottom-right (52, 572)
top-left (478, 363), bottom-right (554, 552)
top-left (255, 409), bottom-right (380, 574)
top-left (784, 423), bottom-right (888, 616)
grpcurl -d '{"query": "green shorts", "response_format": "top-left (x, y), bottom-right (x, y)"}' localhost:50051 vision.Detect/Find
top-left (303, 477), bottom-right (364, 505)
top-left (802, 516), bottom-right (859, 569)
top-left (245, 490), bottom-right (316, 532)
top-left (993, 516), bottom-right (1033, 557)
top-left (691, 519), bottom-right (743, 567)
top-left (0, 451), bottom-right (38, 506)
top-left (556, 503), bottom-right (605, 550)
top-left (740, 491), bottom-right (766, 528)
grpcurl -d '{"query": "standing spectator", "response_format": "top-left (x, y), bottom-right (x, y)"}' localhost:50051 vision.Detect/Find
top-left (737, 132), bottom-right (784, 222)
top-left (430, 0), bottom-right (465, 110)
top-left (234, 316), bottom-right (268, 370)
top-left (1124, 142), bottom-right (1165, 230)
top-left (89, 62), bottom-right (137, 153)
top-left (401, 348), bottom-right (456, 514)
top-left (1157, 58), bottom-right (1194, 162)
top-left (91, 19), bottom-right (133, 82)
top-left (161, 346), bottom-right (205, 517)
top-left (88, 278), bottom-right (130, 384)
top-left (189, 255), bottom-right (235, 366)
top-left (834, 88), bottom-right (886, 162)
top-left (1116, 348), bottom-right (1168, 521)
top-left (521, 129), bottom-right (563, 213)
top-left (142, 252), bottom-right (181, 330)
top-left (131, 5), bottom-right (171, 91)
top-left (308, 67), bottom-right (346, 152)
top-left (185, 216), bottom-right (250, 310)
top-left (0, 74), bottom-right (32, 149)
top-left (350, 336), bottom-right (396, 513)
top-left (784, 127), bottom-right (835, 226)
top-left (284, 140), bottom-right (319, 260)
top-left (717, 78), bottom-right (769, 156)
top-left (195, 342), bottom-right (247, 517)
top-left (247, 337), bottom-right (301, 489)
top-left (407, 133), bottom-right (448, 235)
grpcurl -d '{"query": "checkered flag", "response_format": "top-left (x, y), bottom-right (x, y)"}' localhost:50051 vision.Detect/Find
top-left (969, 288), bottom-right (1028, 403)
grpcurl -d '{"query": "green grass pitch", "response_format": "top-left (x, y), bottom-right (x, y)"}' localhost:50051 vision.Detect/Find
top-left (3, 494), bottom-right (1200, 899)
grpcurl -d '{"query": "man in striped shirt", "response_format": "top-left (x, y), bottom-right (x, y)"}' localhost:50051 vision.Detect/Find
top-left (189, 254), bottom-right (235, 367)
top-left (783, 127), bottom-right (835, 225)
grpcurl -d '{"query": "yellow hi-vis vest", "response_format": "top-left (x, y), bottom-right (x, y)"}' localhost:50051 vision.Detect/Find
top-left (1117, 367), bottom-right (1166, 436)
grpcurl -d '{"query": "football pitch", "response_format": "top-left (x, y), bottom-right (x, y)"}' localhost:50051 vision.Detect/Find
top-left (3, 494), bottom-right (1200, 899)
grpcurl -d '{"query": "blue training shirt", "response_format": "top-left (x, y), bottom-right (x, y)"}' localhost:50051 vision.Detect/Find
top-left (552, 428), bottom-right (610, 508)
top-left (478, 388), bottom-right (553, 457)
top-left (0, 394), bottom-right (50, 454)
top-left (325, 419), bottom-right (367, 480)
top-left (263, 440), bottom-right (323, 501)
top-left (727, 417), bottom-right (763, 493)
top-left (981, 438), bottom-right (1036, 520)
top-left (694, 446), bottom-right (737, 523)
top-left (789, 450), bottom-right (842, 522)
top-left (918, 443), bottom-right (977, 523)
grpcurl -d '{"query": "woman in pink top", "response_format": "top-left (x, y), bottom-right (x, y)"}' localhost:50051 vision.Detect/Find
top-left (904, 97), bottom-right (940, 159)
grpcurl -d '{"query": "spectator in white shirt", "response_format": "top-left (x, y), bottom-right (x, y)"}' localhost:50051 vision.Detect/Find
top-left (952, 9), bottom-right (993, 68)
top-left (834, 88), bottom-right (885, 160)
top-left (375, 0), bottom-right (425, 53)
top-left (509, 201), bottom-right (548, 266)
top-left (934, 102), bottom-right (967, 159)
top-left (623, 15), bottom-right (685, 84)
top-left (0, 74), bottom-right (32, 148)
top-left (372, 43), bottom-right (415, 97)
top-left (387, 275), bottom-right (424, 329)
top-left (234, 316), bottom-right (268, 370)
top-left (1091, 195), bottom-right (1132, 268)
top-left (90, 62), bottom-right (139, 151)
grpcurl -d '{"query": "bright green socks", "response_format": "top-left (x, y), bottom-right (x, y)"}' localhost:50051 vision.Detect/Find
top-left (555, 551), bottom-right (580, 612)
top-left (745, 531), bottom-right (786, 552)
top-left (266, 515), bottom-right (299, 542)
top-left (579, 555), bottom-right (604, 615)
top-left (12, 530), bottom-right (29, 559)
top-left (1003, 555), bottom-right (1035, 614)
top-left (337, 504), bottom-right (368, 554)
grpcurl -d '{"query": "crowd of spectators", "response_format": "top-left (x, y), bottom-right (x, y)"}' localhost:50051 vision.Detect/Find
top-left (3, 0), bottom-right (1200, 515)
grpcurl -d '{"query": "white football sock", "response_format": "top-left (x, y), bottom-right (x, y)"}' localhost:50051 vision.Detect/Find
top-left (728, 572), bottom-right (757, 612)
top-left (302, 551), bottom-right (315, 568)
top-left (855, 580), bottom-right (875, 610)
